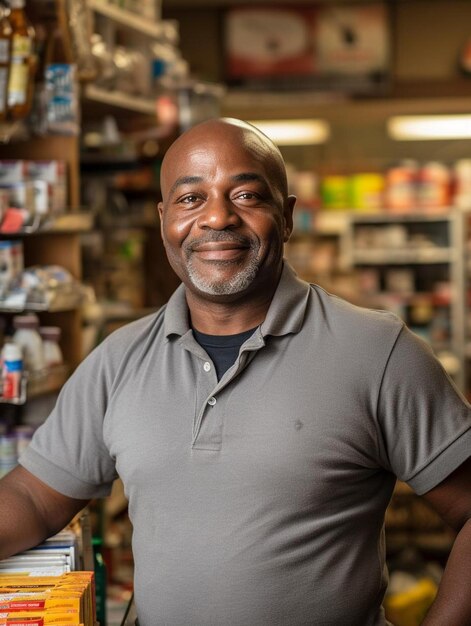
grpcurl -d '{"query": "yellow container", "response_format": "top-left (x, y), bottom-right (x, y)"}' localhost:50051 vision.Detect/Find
top-left (321, 175), bottom-right (349, 210)
top-left (348, 173), bottom-right (385, 211)
top-left (384, 578), bottom-right (438, 626)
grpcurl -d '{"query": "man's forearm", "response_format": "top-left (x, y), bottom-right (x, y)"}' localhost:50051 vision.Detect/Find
top-left (0, 474), bottom-right (51, 559)
top-left (422, 519), bottom-right (471, 625)
top-left (0, 466), bottom-right (89, 560)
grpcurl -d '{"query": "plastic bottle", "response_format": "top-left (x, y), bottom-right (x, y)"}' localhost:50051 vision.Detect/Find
top-left (418, 162), bottom-right (451, 212)
top-left (6, 0), bottom-right (35, 120)
top-left (1, 341), bottom-right (22, 399)
top-left (12, 313), bottom-right (44, 372)
top-left (39, 326), bottom-right (63, 367)
top-left (0, 2), bottom-right (12, 121)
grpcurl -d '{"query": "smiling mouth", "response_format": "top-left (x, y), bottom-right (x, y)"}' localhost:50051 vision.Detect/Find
top-left (191, 242), bottom-right (249, 261)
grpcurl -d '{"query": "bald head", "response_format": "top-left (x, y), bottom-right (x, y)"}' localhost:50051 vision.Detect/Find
top-left (160, 118), bottom-right (289, 200)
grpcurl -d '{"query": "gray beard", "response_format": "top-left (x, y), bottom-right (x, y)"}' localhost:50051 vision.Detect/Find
top-left (186, 255), bottom-right (261, 296)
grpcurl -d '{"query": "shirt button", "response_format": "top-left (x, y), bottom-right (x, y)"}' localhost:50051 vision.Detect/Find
top-left (203, 361), bottom-right (211, 372)
top-left (208, 397), bottom-right (216, 406)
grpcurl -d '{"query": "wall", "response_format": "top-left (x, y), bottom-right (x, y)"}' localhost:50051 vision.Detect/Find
top-left (162, 0), bottom-right (471, 173)
top-left (164, 0), bottom-right (471, 83)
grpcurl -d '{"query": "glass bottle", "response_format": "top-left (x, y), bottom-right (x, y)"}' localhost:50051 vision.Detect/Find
top-left (6, 0), bottom-right (35, 120)
top-left (0, 2), bottom-right (12, 121)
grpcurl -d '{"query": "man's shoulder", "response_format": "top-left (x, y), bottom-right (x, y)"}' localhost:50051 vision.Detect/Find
top-left (308, 283), bottom-right (404, 335)
top-left (93, 306), bottom-right (167, 362)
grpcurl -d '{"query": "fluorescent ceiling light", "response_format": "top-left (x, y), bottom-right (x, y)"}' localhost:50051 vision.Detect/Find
top-left (388, 115), bottom-right (471, 140)
top-left (249, 119), bottom-right (330, 145)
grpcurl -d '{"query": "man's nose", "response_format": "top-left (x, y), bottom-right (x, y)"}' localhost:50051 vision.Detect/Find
top-left (196, 197), bottom-right (241, 230)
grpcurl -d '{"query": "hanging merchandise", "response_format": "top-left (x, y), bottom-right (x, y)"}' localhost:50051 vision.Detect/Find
top-left (0, 2), bottom-right (12, 121)
top-left (44, 62), bottom-right (80, 135)
top-left (6, 0), bottom-right (36, 120)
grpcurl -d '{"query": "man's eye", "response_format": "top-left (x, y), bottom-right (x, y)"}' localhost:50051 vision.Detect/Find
top-left (180, 194), bottom-right (200, 203)
top-left (236, 192), bottom-right (258, 201)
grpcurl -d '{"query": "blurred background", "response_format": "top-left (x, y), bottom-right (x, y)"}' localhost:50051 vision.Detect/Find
top-left (0, 1), bottom-right (470, 624)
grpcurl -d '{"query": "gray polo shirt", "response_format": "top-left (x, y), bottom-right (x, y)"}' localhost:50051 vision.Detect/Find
top-left (20, 263), bottom-right (471, 626)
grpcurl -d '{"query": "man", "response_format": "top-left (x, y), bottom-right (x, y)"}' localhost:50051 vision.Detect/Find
top-left (0, 118), bottom-right (470, 625)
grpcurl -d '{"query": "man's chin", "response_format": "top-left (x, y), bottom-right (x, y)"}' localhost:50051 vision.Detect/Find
top-left (190, 280), bottom-right (249, 298)
top-left (187, 271), bottom-right (257, 298)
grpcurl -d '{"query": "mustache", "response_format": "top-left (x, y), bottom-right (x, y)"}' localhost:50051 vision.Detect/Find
top-left (184, 230), bottom-right (257, 252)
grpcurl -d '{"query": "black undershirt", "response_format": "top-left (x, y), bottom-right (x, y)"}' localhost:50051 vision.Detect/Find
top-left (192, 327), bottom-right (257, 380)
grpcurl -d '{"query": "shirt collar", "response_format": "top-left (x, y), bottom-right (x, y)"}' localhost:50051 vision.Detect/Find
top-left (164, 261), bottom-right (311, 340)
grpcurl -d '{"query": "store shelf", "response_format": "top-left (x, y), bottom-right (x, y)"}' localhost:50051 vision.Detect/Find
top-left (349, 212), bottom-right (453, 224)
top-left (0, 299), bottom-right (82, 314)
top-left (0, 364), bottom-right (70, 405)
top-left (83, 85), bottom-right (156, 116)
top-left (352, 248), bottom-right (454, 265)
top-left (313, 211), bottom-right (350, 236)
top-left (41, 212), bottom-right (94, 234)
top-left (0, 120), bottom-right (29, 144)
top-left (27, 364), bottom-right (70, 399)
top-left (87, 0), bottom-right (166, 38)
top-left (0, 212), bottom-right (94, 237)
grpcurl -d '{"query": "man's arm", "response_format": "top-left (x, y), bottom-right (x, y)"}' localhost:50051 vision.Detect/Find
top-left (419, 456), bottom-right (471, 625)
top-left (0, 465), bottom-right (90, 560)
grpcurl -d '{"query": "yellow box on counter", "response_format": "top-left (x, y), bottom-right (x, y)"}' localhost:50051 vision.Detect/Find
top-left (0, 573), bottom-right (94, 626)
top-left (384, 577), bottom-right (438, 626)
top-left (0, 610), bottom-right (81, 624)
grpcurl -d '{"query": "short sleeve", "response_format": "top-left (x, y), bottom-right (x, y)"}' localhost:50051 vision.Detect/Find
top-left (19, 343), bottom-right (118, 499)
top-left (377, 326), bottom-right (471, 495)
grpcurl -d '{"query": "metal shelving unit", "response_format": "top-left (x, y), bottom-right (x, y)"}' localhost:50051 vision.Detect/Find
top-left (345, 210), bottom-right (467, 391)
top-left (287, 209), bottom-right (469, 393)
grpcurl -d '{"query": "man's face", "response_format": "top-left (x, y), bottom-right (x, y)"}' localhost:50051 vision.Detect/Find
top-left (158, 127), bottom-right (294, 301)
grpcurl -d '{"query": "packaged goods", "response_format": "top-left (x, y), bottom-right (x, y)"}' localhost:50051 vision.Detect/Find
top-left (26, 162), bottom-right (67, 213)
top-left (26, 161), bottom-right (66, 184)
top-left (0, 161), bottom-right (27, 185)
top-left (0, 573), bottom-right (94, 626)
top-left (0, 240), bottom-right (23, 295)
top-left (0, 182), bottom-right (35, 215)
top-left (44, 64), bottom-right (79, 136)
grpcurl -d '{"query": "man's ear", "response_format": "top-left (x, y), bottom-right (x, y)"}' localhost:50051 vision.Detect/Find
top-left (283, 195), bottom-right (296, 242)
top-left (157, 201), bottom-right (164, 237)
